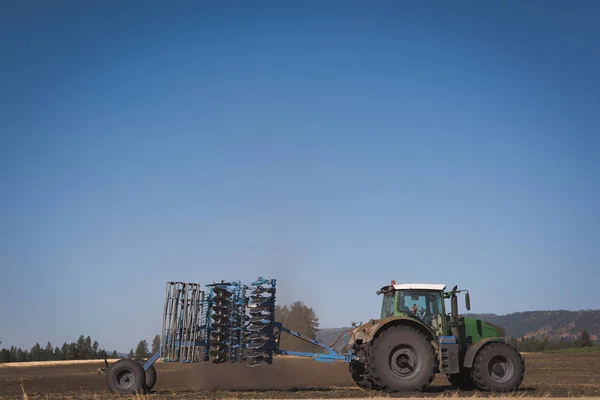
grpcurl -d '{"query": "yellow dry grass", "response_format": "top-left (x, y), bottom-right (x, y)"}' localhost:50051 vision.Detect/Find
top-left (0, 354), bottom-right (306, 369)
top-left (1, 356), bottom-right (308, 369)
top-left (0, 359), bottom-right (164, 368)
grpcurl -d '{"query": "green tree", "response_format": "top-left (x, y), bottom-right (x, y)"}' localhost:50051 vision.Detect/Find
top-left (98, 349), bottom-right (108, 359)
top-left (111, 350), bottom-right (119, 359)
top-left (274, 301), bottom-right (320, 352)
top-left (0, 349), bottom-right (10, 363)
top-left (30, 343), bottom-right (43, 361)
top-left (16, 348), bottom-right (27, 362)
top-left (128, 349), bottom-right (134, 359)
top-left (44, 342), bottom-right (54, 361)
top-left (152, 335), bottom-right (161, 353)
top-left (76, 335), bottom-right (86, 359)
top-left (92, 340), bottom-right (99, 359)
top-left (61, 343), bottom-right (69, 359)
top-left (135, 340), bottom-right (149, 359)
top-left (580, 330), bottom-right (593, 347)
top-left (67, 343), bottom-right (77, 360)
top-left (541, 336), bottom-right (550, 351)
top-left (84, 336), bottom-right (93, 359)
top-left (54, 346), bottom-right (64, 360)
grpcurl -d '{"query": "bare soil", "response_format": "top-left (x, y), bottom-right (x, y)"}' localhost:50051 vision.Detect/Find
top-left (0, 353), bottom-right (599, 399)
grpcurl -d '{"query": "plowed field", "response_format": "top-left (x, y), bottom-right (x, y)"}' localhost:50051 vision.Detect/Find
top-left (1, 353), bottom-right (599, 399)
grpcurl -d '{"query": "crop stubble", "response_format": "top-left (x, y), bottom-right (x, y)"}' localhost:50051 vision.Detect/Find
top-left (0, 353), bottom-right (599, 399)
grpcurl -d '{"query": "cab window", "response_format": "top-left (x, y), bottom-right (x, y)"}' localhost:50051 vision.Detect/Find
top-left (381, 292), bottom-right (395, 318)
top-left (397, 290), bottom-right (428, 314)
top-left (397, 290), bottom-right (445, 335)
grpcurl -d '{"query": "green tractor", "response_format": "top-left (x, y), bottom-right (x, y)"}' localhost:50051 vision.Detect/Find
top-left (347, 282), bottom-right (524, 392)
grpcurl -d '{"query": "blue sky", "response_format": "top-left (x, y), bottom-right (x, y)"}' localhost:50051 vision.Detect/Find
top-left (1, 0), bottom-right (599, 353)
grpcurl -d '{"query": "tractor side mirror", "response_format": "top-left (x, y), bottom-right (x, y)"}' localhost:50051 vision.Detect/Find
top-left (465, 292), bottom-right (471, 311)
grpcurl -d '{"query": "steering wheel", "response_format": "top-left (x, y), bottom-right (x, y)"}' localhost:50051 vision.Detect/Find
top-left (417, 308), bottom-right (431, 324)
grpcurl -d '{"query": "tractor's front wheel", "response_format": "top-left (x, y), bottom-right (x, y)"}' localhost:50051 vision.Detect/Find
top-left (472, 342), bottom-right (524, 392)
top-left (367, 326), bottom-right (435, 392)
top-left (105, 359), bottom-right (147, 394)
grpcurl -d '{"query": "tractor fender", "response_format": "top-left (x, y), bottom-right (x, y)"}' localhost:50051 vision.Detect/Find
top-left (463, 337), bottom-right (506, 368)
top-left (355, 316), bottom-right (437, 346)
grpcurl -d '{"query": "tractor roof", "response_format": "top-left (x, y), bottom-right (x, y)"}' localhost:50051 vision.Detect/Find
top-left (393, 283), bottom-right (446, 291)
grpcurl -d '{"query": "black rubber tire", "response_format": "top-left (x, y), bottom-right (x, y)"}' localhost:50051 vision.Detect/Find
top-left (367, 325), bottom-right (435, 392)
top-left (472, 342), bottom-right (525, 392)
top-left (349, 344), bottom-right (376, 390)
top-left (105, 359), bottom-right (147, 394)
top-left (349, 360), bottom-right (370, 389)
top-left (448, 368), bottom-right (477, 390)
top-left (144, 364), bottom-right (157, 391)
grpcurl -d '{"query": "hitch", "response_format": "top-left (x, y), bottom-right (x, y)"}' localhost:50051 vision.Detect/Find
top-left (97, 357), bottom-right (109, 375)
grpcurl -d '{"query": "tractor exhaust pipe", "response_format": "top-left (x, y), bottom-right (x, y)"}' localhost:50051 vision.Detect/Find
top-left (450, 286), bottom-right (460, 340)
top-left (451, 294), bottom-right (459, 320)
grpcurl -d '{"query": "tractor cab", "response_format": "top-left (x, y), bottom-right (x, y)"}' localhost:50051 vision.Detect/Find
top-left (377, 282), bottom-right (448, 336)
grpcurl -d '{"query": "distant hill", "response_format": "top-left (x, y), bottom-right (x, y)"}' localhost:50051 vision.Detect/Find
top-left (316, 310), bottom-right (600, 345)
top-left (464, 310), bottom-right (600, 342)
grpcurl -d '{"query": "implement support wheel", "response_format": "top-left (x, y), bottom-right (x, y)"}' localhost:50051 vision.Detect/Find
top-left (105, 359), bottom-right (147, 394)
top-left (145, 364), bottom-right (157, 391)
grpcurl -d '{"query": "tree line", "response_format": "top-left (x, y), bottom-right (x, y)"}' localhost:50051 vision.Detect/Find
top-left (507, 330), bottom-right (595, 352)
top-left (0, 333), bottom-right (163, 364)
top-left (0, 335), bottom-right (118, 363)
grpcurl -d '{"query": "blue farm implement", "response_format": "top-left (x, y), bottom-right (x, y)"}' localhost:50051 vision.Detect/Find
top-left (100, 277), bottom-right (351, 395)
top-left (100, 278), bottom-right (524, 395)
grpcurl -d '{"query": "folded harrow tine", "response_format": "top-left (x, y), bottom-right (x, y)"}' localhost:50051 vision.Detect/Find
top-left (153, 278), bottom-right (281, 369)
top-left (240, 278), bottom-right (277, 366)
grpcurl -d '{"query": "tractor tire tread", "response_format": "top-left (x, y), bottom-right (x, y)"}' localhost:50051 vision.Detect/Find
top-left (105, 358), bottom-right (147, 395)
top-left (472, 342), bottom-right (525, 392)
top-left (350, 343), bottom-right (378, 390)
top-left (144, 364), bottom-right (157, 392)
top-left (366, 325), bottom-right (435, 392)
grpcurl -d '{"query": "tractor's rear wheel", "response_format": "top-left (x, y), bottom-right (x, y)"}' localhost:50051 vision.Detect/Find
top-left (472, 342), bottom-right (524, 392)
top-left (105, 359), bottom-right (147, 394)
top-left (366, 326), bottom-right (435, 392)
top-left (350, 359), bottom-right (372, 389)
top-left (350, 344), bottom-right (375, 390)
